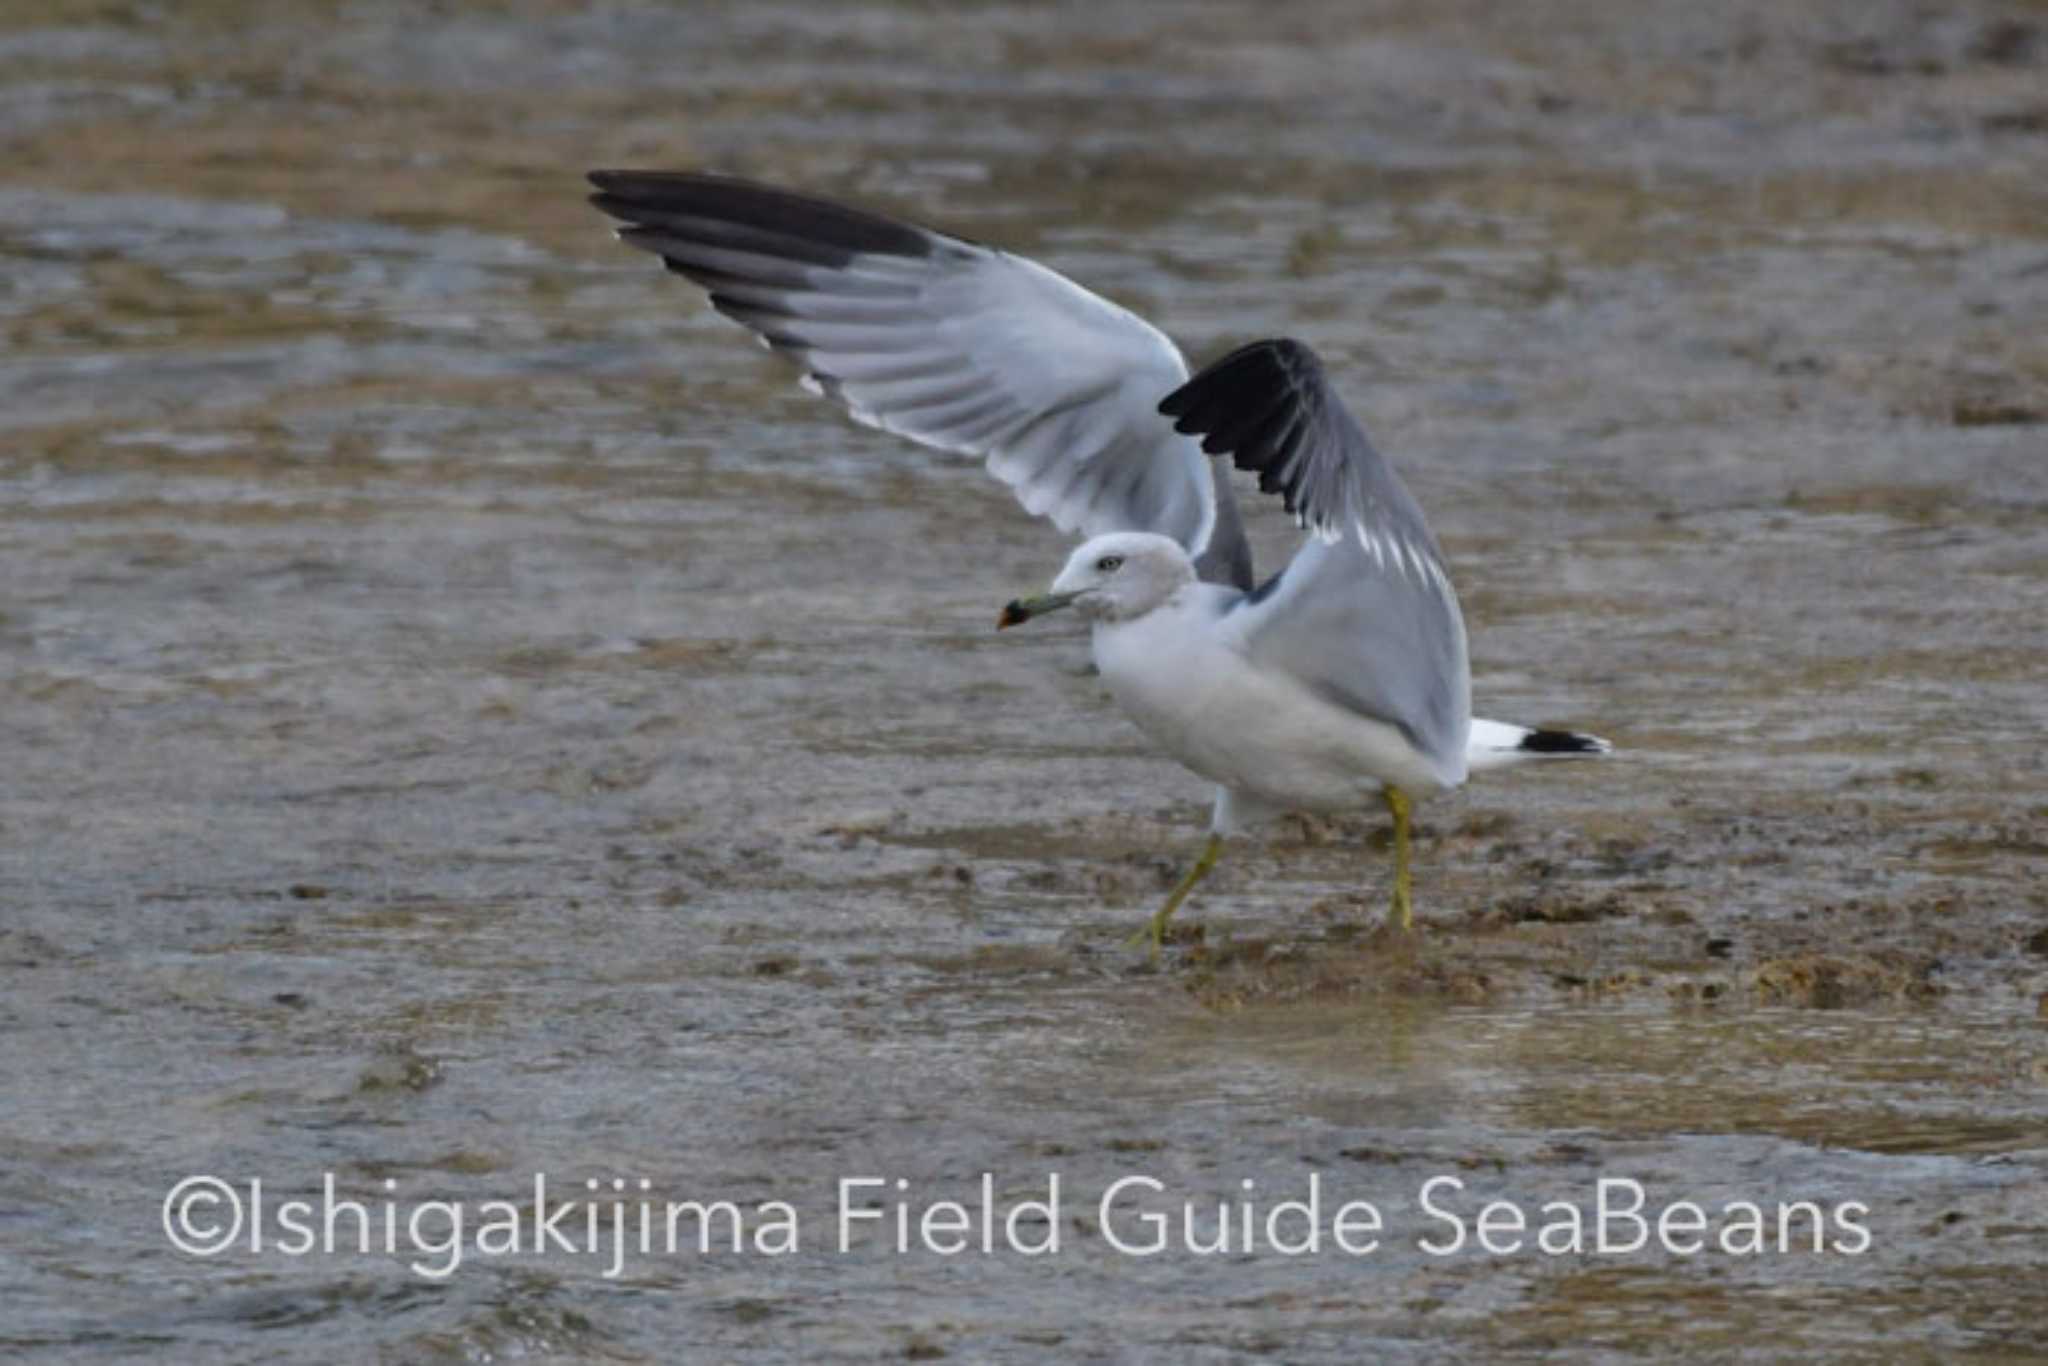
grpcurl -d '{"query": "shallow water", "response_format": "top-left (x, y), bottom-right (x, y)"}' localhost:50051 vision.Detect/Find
top-left (3, 1), bottom-right (2046, 1360)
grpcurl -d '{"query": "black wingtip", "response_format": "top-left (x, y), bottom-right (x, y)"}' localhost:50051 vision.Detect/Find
top-left (584, 169), bottom-right (934, 262)
top-left (1157, 338), bottom-right (1328, 521)
top-left (1519, 729), bottom-right (1610, 755)
top-left (1158, 339), bottom-right (1317, 419)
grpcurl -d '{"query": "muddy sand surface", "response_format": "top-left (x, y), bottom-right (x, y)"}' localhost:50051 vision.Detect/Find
top-left (2, 1), bottom-right (2046, 1361)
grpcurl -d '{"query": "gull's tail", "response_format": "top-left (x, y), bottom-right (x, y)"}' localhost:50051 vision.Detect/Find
top-left (1466, 718), bottom-right (1613, 773)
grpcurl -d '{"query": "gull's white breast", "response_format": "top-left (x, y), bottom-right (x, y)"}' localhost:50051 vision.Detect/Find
top-left (1089, 589), bottom-right (1453, 810)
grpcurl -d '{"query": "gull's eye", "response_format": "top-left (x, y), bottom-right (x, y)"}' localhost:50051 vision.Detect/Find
top-left (1096, 554), bottom-right (1124, 573)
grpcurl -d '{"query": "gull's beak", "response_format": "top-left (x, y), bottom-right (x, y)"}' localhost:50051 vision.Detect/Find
top-left (997, 590), bottom-right (1081, 630)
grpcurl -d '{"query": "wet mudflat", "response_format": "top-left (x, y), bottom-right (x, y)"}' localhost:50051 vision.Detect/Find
top-left (2, 1), bottom-right (2046, 1360)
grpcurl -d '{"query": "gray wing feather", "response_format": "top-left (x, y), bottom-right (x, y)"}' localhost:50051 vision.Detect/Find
top-left (1159, 340), bottom-right (1471, 783)
top-left (590, 171), bottom-right (1251, 584)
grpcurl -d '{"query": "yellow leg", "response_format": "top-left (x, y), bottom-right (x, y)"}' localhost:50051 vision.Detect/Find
top-left (1128, 833), bottom-right (1224, 956)
top-left (1384, 786), bottom-right (1414, 932)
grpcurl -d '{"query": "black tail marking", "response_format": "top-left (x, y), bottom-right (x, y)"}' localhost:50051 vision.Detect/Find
top-left (1520, 729), bottom-right (1606, 755)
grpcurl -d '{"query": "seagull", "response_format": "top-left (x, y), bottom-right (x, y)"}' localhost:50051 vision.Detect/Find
top-left (587, 170), bottom-right (1611, 948)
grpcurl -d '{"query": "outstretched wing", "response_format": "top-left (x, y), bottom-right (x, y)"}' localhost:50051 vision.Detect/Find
top-left (590, 171), bottom-right (1250, 585)
top-left (1160, 339), bottom-right (1471, 785)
